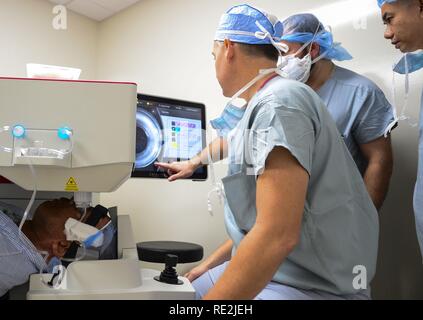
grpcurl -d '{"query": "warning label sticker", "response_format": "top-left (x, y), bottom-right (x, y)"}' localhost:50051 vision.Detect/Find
top-left (65, 177), bottom-right (79, 192)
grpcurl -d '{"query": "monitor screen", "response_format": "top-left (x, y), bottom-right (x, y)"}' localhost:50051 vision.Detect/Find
top-left (132, 94), bottom-right (207, 180)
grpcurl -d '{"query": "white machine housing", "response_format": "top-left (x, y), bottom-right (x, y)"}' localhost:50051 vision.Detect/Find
top-left (0, 77), bottom-right (136, 192)
top-left (0, 77), bottom-right (195, 299)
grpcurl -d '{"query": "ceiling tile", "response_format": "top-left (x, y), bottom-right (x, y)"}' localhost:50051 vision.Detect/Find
top-left (48, 0), bottom-right (141, 21)
top-left (67, 0), bottom-right (112, 21)
top-left (91, 0), bottom-right (141, 13)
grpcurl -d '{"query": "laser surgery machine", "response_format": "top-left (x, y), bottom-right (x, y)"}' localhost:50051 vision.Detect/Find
top-left (0, 77), bottom-right (202, 299)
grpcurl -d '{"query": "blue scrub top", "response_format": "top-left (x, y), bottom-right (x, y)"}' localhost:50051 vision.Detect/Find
top-left (224, 77), bottom-right (379, 295)
top-left (0, 211), bottom-right (46, 296)
top-left (317, 65), bottom-right (395, 174)
top-left (413, 88), bottom-right (423, 260)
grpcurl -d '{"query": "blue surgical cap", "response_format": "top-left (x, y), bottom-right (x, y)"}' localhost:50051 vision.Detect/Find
top-left (281, 13), bottom-right (353, 61)
top-left (214, 4), bottom-right (283, 45)
top-left (378, 0), bottom-right (398, 7)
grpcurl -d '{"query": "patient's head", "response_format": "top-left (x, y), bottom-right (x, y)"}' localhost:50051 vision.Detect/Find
top-left (23, 198), bottom-right (81, 261)
top-left (23, 198), bottom-right (113, 262)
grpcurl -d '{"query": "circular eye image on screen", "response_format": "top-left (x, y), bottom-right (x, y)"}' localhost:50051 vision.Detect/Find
top-left (135, 110), bottom-right (163, 168)
top-left (133, 94), bottom-right (208, 180)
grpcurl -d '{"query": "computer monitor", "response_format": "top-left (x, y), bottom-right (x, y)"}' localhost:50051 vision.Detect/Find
top-left (132, 94), bottom-right (207, 180)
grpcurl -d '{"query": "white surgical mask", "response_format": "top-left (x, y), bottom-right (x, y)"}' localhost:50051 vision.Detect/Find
top-left (279, 53), bottom-right (312, 83)
top-left (279, 25), bottom-right (331, 83)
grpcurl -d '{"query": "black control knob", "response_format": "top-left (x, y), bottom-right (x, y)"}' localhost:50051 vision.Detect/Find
top-left (154, 254), bottom-right (183, 285)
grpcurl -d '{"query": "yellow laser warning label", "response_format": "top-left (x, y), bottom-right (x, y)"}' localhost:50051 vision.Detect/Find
top-left (65, 177), bottom-right (79, 192)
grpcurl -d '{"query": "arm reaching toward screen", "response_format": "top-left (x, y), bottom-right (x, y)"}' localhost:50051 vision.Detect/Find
top-left (155, 137), bottom-right (228, 181)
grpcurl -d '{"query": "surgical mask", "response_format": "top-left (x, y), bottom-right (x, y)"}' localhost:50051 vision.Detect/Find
top-left (210, 103), bottom-right (246, 138)
top-left (384, 52), bottom-right (421, 136)
top-left (64, 217), bottom-right (104, 248)
top-left (279, 27), bottom-right (330, 83)
top-left (393, 50), bottom-right (423, 75)
top-left (210, 47), bottom-right (289, 140)
top-left (280, 52), bottom-right (312, 83)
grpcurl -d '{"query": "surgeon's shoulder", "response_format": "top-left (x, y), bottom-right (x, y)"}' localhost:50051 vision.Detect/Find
top-left (252, 78), bottom-right (323, 131)
top-left (267, 76), bottom-right (311, 93)
top-left (261, 77), bottom-right (324, 112)
top-left (333, 65), bottom-right (386, 94)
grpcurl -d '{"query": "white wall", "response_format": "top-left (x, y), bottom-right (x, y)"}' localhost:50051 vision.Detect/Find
top-left (0, 0), bottom-right (98, 79)
top-left (96, 0), bottom-right (423, 298)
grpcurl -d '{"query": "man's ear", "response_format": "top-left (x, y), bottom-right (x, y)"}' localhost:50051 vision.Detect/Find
top-left (51, 240), bottom-right (71, 258)
top-left (310, 43), bottom-right (321, 61)
top-left (223, 38), bottom-right (235, 61)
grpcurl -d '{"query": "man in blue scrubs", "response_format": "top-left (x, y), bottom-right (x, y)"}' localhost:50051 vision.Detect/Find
top-left (279, 13), bottom-right (395, 211)
top-left (158, 14), bottom-right (395, 212)
top-left (159, 4), bottom-right (379, 300)
top-left (377, 0), bottom-right (423, 258)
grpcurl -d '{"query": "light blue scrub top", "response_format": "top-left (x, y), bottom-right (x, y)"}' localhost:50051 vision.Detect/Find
top-left (0, 211), bottom-right (46, 296)
top-left (317, 66), bottom-right (395, 174)
top-left (223, 77), bottom-right (379, 295)
top-left (413, 88), bottom-right (423, 259)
